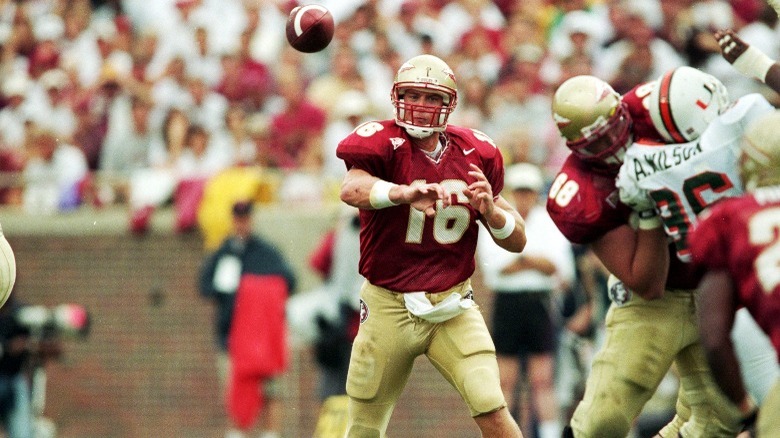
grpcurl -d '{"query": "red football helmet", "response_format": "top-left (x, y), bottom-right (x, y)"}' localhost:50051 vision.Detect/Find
top-left (552, 75), bottom-right (633, 172)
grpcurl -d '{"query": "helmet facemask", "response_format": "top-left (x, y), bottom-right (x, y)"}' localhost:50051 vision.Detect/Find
top-left (564, 102), bottom-right (633, 171)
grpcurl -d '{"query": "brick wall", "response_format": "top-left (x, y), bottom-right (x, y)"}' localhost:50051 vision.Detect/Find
top-left (3, 207), bottom-right (494, 438)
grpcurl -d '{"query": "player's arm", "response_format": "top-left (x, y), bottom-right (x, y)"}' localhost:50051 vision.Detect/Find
top-left (589, 221), bottom-right (668, 300)
top-left (715, 28), bottom-right (780, 95)
top-left (484, 195), bottom-right (527, 253)
top-left (466, 163), bottom-right (526, 252)
top-left (339, 167), bottom-right (451, 217)
top-left (697, 270), bottom-right (758, 421)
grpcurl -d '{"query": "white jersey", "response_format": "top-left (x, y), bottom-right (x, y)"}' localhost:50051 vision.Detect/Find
top-left (617, 93), bottom-right (775, 262)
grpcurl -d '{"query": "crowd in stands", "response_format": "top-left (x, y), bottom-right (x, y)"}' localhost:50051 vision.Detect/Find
top-left (0, 0), bottom-right (777, 227)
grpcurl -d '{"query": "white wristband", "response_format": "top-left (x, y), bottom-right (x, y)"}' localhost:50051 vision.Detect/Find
top-left (489, 209), bottom-right (516, 239)
top-left (637, 210), bottom-right (662, 230)
top-left (732, 45), bottom-right (775, 83)
top-left (369, 180), bottom-right (399, 209)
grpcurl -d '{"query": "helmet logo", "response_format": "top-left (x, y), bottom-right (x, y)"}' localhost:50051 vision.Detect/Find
top-left (398, 62), bottom-right (414, 74)
top-left (441, 67), bottom-right (456, 82)
top-left (553, 112), bottom-right (571, 129)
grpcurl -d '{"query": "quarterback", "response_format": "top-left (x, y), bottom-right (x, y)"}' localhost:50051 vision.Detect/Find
top-left (336, 54), bottom-right (526, 437)
top-left (0, 221), bottom-right (15, 308)
top-left (691, 110), bottom-right (780, 437)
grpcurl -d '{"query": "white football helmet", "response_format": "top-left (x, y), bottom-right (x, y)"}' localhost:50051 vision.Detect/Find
top-left (0, 222), bottom-right (16, 308)
top-left (391, 54), bottom-right (458, 139)
top-left (647, 66), bottom-right (730, 143)
top-left (740, 110), bottom-right (780, 191)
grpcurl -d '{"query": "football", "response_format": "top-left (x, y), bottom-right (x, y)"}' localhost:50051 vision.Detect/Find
top-left (285, 5), bottom-right (334, 53)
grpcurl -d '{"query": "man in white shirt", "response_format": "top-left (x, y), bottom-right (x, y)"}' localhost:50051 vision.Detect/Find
top-left (478, 163), bottom-right (576, 438)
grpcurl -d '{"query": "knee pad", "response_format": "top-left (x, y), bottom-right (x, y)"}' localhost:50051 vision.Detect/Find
top-left (579, 410), bottom-right (631, 438)
top-left (462, 365), bottom-right (505, 416)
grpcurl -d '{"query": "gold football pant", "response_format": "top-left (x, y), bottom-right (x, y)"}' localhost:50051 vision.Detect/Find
top-left (570, 289), bottom-right (741, 437)
top-left (758, 377), bottom-right (780, 438)
top-left (344, 280), bottom-right (505, 437)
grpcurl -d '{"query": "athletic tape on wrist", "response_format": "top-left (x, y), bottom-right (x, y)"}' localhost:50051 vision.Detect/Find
top-left (489, 209), bottom-right (516, 239)
top-left (732, 45), bottom-right (774, 83)
top-left (369, 180), bottom-right (399, 209)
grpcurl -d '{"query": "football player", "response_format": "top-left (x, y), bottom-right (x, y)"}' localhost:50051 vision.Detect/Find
top-left (617, 29), bottom-right (780, 431)
top-left (550, 70), bottom-right (752, 436)
top-left (0, 221), bottom-right (16, 309)
top-left (690, 109), bottom-right (780, 437)
top-left (336, 54), bottom-right (526, 437)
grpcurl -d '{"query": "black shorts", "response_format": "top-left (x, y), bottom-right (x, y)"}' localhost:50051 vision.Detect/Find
top-left (491, 291), bottom-right (557, 355)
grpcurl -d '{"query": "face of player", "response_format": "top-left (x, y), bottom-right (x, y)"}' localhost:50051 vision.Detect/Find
top-left (401, 88), bottom-right (445, 127)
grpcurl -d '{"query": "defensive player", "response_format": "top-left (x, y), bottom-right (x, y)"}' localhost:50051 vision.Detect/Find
top-left (549, 70), bottom-right (751, 437)
top-left (617, 29), bottom-right (780, 426)
top-left (336, 54), bottom-right (526, 437)
top-left (690, 110), bottom-right (780, 438)
top-left (0, 221), bottom-right (16, 309)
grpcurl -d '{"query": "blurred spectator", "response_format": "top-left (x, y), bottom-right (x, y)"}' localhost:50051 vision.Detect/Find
top-left (22, 125), bottom-right (89, 215)
top-left (0, 73), bottom-right (32, 151)
top-left (595, 0), bottom-right (685, 93)
top-left (477, 163), bottom-right (575, 438)
top-left (357, 31), bottom-right (402, 119)
top-left (267, 68), bottom-right (326, 171)
top-left (436, 0), bottom-right (507, 56)
top-left (215, 28), bottom-right (273, 113)
top-left (99, 93), bottom-right (160, 202)
top-left (451, 24), bottom-right (505, 84)
top-left (295, 206), bottom-right (362, 402)
top-left (449, 74), bottom-right (492, 132)
top-left (184, 74), bottom-right (228, 134)
top-left (128, 107), bottom-right (188, 234)
top-left (26, 68), bottom-right (77, 142)
top-left (322, 89), bottom-right (372, 184)
top-left (185, 25), bottom-right (223, 88)
top-left (211, 105), bottom-right (256, 167)
top-left (307, 46), bottom-right (365, 117)
top-left (198, 200), bottom-right (297, 438)
top-left (28, 13), bottom-right (63, 80)
top-left (485, 45), bottom-right (554, 163)
top-left (244, 0), bottom-right (287, 68)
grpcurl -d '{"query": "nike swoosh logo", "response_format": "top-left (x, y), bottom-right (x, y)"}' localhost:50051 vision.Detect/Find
top-left (463, 148), bottom-right (475, 155)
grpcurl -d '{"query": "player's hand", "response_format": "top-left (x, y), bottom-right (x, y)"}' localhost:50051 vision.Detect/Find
top-left (715, 29), bottom-right (748, 64)
top-left (464, 164), bottom-right (495, 217)
top-left (404, 182), bottom-right (450, 218)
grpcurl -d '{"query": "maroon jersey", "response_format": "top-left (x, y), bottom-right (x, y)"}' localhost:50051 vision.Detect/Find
top-left (547, 153), bottom-right (701, 289)
top-left (337, 120), bottom-right (504, 293)
top-left (623, 82), bottom-right (665, 142)
top-left (689, 186), bottom-right (780, 361)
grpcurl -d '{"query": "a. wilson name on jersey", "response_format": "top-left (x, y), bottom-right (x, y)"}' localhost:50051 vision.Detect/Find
top-left (630, 142), bottom-right (704, 181)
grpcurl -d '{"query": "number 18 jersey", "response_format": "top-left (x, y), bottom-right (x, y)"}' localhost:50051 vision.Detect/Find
top-left (617, 94), bottom-right (774, 262)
